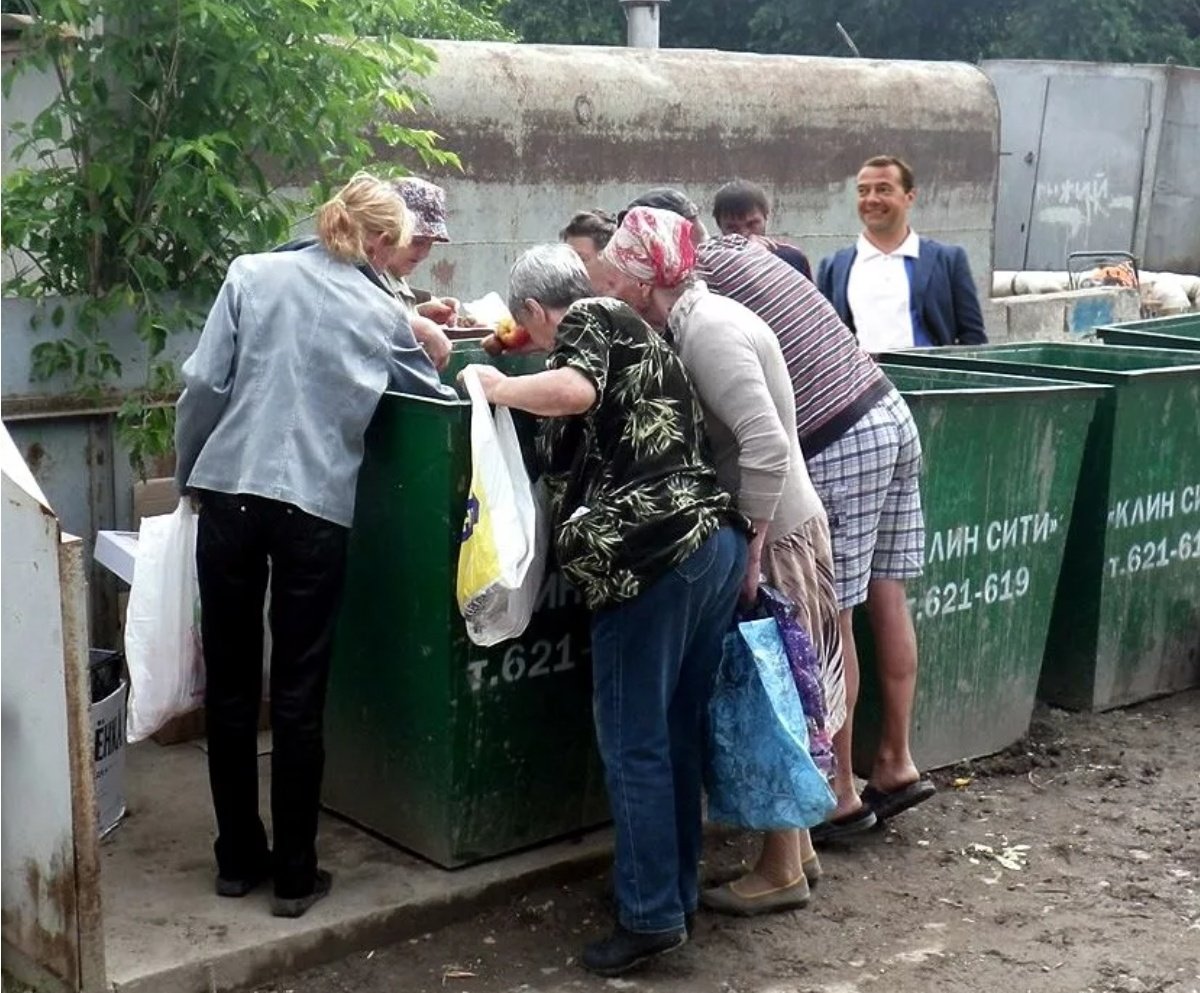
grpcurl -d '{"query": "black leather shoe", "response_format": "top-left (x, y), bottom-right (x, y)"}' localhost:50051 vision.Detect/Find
top-left (215, 865), bottom-right (271, 898)
top-left (581, 924), bottom-right (687, 977)
top-left (271, 869), bottom-right (333, 918)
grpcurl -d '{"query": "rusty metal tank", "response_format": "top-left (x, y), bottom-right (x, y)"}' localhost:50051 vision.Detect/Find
top-left (399, 41), bottom-right (1000, 301)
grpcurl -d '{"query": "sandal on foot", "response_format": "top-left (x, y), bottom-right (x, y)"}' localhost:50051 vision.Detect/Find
top-left (810, 805), bottom-right (878, 844)
top-left (700, 874), bottom-right (810, 916)
top-left (861, 779), bottom-right (937, 823)
top-left (802, 853), bottom-right (822, 887)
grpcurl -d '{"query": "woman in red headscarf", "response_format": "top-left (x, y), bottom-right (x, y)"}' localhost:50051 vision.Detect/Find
top-left (602, 207), bottom-right (846, 916)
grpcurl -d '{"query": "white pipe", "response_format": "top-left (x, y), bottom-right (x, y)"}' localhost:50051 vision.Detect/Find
top-left (620, 1), bottom-right (666, 49)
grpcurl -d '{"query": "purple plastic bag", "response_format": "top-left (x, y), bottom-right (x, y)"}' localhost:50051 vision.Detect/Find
top-left (754, 585), bottom-right (835, 776)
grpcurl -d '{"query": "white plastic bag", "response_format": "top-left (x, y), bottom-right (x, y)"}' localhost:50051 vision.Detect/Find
top-left (456, 366), bottom-right (546, 646)
top-left (124, 500), bottom-right (205, 741)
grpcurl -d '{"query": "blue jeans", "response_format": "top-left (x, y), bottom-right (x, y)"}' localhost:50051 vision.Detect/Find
top-left (590, 526), bottom-right (747, 933)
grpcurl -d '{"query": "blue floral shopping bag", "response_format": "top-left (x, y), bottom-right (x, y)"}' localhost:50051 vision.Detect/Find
top-left (705, 617), bottom-right (836, 830)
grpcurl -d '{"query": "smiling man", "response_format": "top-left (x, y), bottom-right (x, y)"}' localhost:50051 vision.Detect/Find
top-left (817, 156), bottom-right (987, 352)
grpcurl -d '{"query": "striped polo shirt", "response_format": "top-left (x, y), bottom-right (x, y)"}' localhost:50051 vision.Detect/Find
top-left (696, 235), bottom-right (891, 457)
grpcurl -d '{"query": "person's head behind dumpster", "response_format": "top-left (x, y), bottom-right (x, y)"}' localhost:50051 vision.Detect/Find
top-left (559, 209), bottom-right (618, 264)
top-left (619, 187), bottom-right (709, 246)
top-left (385, 176), bottom-right (450, 278)
top-left (712, 178), bottom-right (771, 238)
top-left (507, 243), bottom-right (594, 350)
top-left (316, 172), bottom-right (413, 273)
top-left (601, 206), bottom-right (697, 328)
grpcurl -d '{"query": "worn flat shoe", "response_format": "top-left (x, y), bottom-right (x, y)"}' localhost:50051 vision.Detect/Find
top-left (215, 864), bottom-right (271, 898)
top-left (802, 853), bottom-right (822, 887)
top-left (700, 874), bottom-right (810, 916)
top-left (581, 924), bottom-right (687, 977)
top-left (810, 805), bottom-right (878, 844)
top-left (861, 779), bottom-right (937, 822)
top-left (271, 869), bottom-right (333, 919)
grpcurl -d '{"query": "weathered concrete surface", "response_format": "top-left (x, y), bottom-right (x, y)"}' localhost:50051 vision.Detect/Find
top-left (100, 740), bottom-right (614, 993)
top-left (400, 42), bottom-right (999, 304)
top-left (985, 286), bottom-right (1141, 343)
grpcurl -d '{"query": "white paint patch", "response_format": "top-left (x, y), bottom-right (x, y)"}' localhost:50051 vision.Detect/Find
top-left (889, 944), bottom-right (946, 965)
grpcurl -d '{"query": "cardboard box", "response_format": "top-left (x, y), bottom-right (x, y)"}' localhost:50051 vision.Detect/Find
top-left (133, 476), bottom-right (179, 525)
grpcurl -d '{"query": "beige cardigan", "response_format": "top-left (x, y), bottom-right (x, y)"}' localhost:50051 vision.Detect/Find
top-left (668, 281), bottom-right (825, 542)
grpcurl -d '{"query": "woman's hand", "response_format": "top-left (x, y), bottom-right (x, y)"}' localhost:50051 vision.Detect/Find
top-left (417, 296), bottom-right (460, 326)
top-left (741, 522), bottom-right (769, 608)
top-left (480, 331), bottom-right (547, 357)
top-left (411, 315), bottom-right (453, 371)
top-left (459, 363), bottom-right (509, 403)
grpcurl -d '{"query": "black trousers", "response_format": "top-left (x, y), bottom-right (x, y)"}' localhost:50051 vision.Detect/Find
top-left (196, 491), bottom-right (349, 898)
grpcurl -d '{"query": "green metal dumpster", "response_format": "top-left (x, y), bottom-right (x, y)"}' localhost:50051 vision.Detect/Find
top-left (1096, 313), bottom-right (1200, 351)
top-left (882, 343), bottom-right (1200, 712)
top-left (851, 365), bottom-right (1104, 771)
top-left (322, 346), bottom-right (608, 868)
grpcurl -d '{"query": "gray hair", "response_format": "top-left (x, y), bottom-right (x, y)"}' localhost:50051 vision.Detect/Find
top-left (508, 244), bottom-right (593, 318)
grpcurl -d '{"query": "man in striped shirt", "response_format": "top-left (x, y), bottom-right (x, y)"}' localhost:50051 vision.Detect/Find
top-left (587, 205), bottom-right (938, 842)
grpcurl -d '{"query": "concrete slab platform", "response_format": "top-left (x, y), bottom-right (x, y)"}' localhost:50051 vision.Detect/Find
top-left (101, 741), bottom-right (613, 993)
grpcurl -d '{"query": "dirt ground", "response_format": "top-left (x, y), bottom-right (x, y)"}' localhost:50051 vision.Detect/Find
top-left (249, 691), bottom-right (1200, 993)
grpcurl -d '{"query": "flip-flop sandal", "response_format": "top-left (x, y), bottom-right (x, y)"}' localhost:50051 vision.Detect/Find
top-left (810, 804), bottom-right (878, 844)
top-left (860, 779), bottom-right (937, 822)
top-left (699, 875), bottom-right (810, 916)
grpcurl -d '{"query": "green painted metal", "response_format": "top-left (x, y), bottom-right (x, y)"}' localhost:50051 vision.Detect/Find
top-left (323, 346), bottom-right (607, 868)
top-left (882, 343), bottom-right (1200, 712)
top-left (851, 365), bottom-right (1102, 772)
top-left (1096, 313), bottom-right (1200, 351)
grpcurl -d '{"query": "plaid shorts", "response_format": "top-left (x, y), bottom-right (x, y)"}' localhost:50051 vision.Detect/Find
top-left (807, 390), bottom-right (925, 609)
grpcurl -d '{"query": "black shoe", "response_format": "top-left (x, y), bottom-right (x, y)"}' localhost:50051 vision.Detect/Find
top-left (581, 924), bottom-right (687, 977)
top-left (215, 865), bottom-right (271, 898)
top-left (685, 911), bottom-right (695, 937)
top-left (270, 869), bottom-right (333, 918)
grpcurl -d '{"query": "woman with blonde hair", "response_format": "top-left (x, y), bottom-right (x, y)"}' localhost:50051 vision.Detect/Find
top-left (176, 172), bottom-right (456, 918)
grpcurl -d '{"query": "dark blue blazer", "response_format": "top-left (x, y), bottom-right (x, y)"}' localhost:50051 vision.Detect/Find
top-left (817, 237), bottom-right (987, 346)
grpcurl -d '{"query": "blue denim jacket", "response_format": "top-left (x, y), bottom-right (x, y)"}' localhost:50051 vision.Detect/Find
top-left (175, 244), bottom-right (457, 527)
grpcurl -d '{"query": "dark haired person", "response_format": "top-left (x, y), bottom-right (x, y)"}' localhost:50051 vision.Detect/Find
top-left (712, 178), bottom-right (812, 280)
top-left (817, 155), bottom-right (987, 351)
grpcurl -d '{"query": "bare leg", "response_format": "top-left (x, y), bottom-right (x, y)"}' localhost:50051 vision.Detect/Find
top-left (745, 829), bottom-right (803, 890)
top-left (830, 608), bottom-right (863, 818)
top-left (865, 577), bottom-right (920, 791)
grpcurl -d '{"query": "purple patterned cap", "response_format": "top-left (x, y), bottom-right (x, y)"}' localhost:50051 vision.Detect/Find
top-left (392, 177), bottom-right (450, 242)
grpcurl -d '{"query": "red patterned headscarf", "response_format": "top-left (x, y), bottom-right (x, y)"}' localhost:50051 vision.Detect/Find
top-left (603, 206), bottom-right (696, 288)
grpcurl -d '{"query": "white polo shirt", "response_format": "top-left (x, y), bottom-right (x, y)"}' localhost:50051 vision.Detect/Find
top-left (846, 229), bottom-right (921, 353)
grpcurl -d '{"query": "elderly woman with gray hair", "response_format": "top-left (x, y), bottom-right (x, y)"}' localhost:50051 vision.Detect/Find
top-left (599, 206), bottom-right (847, 917)
top-left (463, 244), bottom-right (747, 977)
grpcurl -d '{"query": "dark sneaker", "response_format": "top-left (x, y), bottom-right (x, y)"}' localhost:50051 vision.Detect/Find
top-left (581, 924), bottom-right (687, 977)
top-left (270, 869), bottom-right (333, 918)
top-left (215, 865), bottom-right (271, 898)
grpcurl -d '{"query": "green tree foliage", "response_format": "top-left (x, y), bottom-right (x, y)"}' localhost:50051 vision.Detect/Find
top-left (496, 0), bottom-right (1199, 66)
top-left (2, 0), bottom-right (476, 471)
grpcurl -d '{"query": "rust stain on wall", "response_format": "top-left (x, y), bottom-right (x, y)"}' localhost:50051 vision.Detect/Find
top-left (429, 258), bottom-right (457, 292)
top-left (3, 848), bottom-right (80, 988)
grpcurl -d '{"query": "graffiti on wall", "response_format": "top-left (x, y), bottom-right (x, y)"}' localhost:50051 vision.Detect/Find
top-left (1034, 173), bottom-right (1134, 238)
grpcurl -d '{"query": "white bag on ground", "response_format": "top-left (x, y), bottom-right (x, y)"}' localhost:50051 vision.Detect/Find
top-left (124, 500), bottom-right (205, 741)
top-left (456, 366), bottom-right (545, 646)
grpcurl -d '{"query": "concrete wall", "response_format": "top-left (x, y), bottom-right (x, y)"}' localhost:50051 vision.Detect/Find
top-left (402, 41), bottom-right (999, 306)
top-left (984, 287), bottom-right (1141, 343)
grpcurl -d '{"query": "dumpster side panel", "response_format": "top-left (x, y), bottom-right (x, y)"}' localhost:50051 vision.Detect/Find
top-left (1098, 314), bottom-right (1200, 351)
top-left (324, 389), bottom-right (607, 867)
top-left (1093, 376), bottom-right (1200, 707)
top-left (323, 402), bottom-right (463, 862)
top-left (881, 344), bottom-right (1200, 710)
top-left (853, 383), bottom-right (1094, 770)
